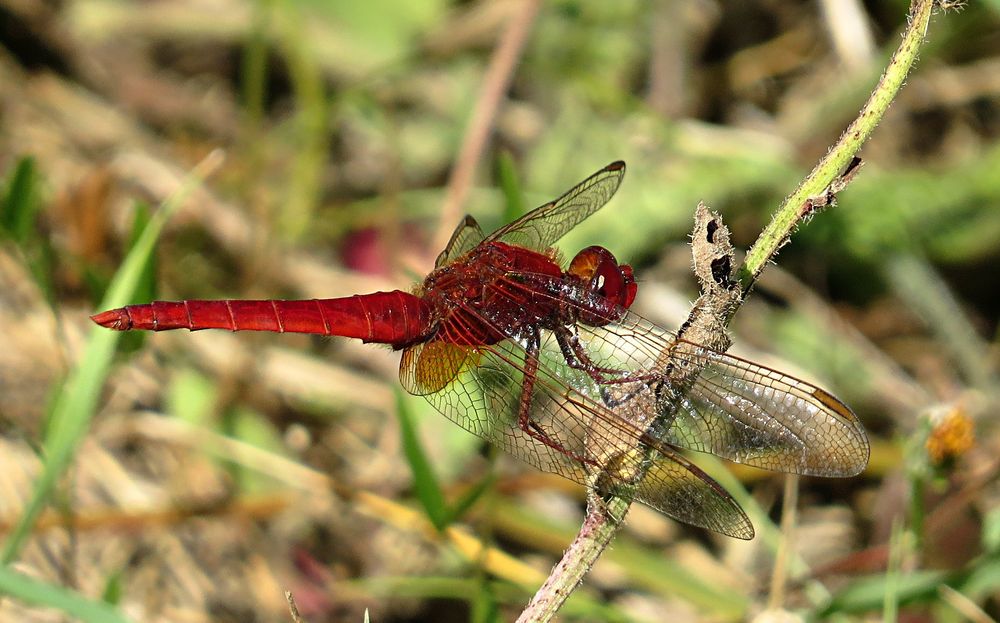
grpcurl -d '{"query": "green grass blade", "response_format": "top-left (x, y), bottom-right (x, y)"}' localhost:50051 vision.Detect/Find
top-left (1, 156), bottom-right (57, 301)
top-left (959, 555), bottom-right (1000, 601)
top-left (0, 156), bottom-right (40, 242)
top-left (470, 578), bottom-right (500, 623)
top-left (0, 151), bottom-right (224, 563)
top-left (118, 201), bottom-right (157, 354)
top-left (984, 509), bottom-right (1000, 555)
top-left (100, 565), bottom-right (125, 605)
top-left (821, 570), bottom-right (948, 615)
top-left (443, 470), bottom-right (496, 525)
top-left (0, 566), bottom-right (131, 623)
top-left (394, 389), bottom-right (448, 530)
top-left (127, 201), bottom-right (158, 304)
top-left (497, 151), bottom-right (525, 224)
top-left (883, 519), bottom-right (904, 623)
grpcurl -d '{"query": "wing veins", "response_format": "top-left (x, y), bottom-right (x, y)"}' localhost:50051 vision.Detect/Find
top-left (485, 162), bottom-right (626, 251)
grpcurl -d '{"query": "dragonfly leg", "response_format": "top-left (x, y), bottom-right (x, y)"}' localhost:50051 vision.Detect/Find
top-left (517, 329), bottom-right (597, 467)
top-left (552, 326), bottom-right (661, 409)
top-left (554, 326), bottom-right (655, 385)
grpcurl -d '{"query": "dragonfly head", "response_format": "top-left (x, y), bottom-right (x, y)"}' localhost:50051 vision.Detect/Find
top-left (567, 246), bottom-right (637, 325)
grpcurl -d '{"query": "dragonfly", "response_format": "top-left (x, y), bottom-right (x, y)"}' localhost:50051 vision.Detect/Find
top-left (93, 161), bottom-right (869, 539)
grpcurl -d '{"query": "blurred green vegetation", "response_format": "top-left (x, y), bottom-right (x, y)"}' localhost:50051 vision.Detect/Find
top-left (1, 0), bottom-right (999, 622)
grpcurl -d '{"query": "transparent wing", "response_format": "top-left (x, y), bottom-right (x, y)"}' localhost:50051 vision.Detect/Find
top-left (400, 331), bottom-right (753, 539)
top-left (669, 345), bottom-right (870, 476)
top-left (633, 451), bottom-right (754, 539)
top-left (396, 271), bottom-right (866, 537)
top-left (435, 215), bottom-right (486, 268)
top-left (485, 161), bottom-right (626, 251)
top-left (570, 310), bottom-right (870, 477)
top-left (467, 274), bottom-right (869, 477)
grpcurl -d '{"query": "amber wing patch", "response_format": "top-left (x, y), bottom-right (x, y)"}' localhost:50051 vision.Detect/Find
top-left (399, 340), bottom-right (476, 396)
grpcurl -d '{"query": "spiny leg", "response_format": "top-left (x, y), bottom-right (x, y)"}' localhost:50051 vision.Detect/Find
top-left (553, 326), bottom-right (659, 410)
top-left (553, 326), bottom-right (655, 385)
top-left (516, 329), bottom-right (596, 467)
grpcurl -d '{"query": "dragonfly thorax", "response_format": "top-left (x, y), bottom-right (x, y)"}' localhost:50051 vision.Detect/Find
top-left (418, 241), bottom-right (565, 345)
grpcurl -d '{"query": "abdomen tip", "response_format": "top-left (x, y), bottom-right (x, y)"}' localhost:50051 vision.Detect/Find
top-left (91, 309), bottom-right (130, 330)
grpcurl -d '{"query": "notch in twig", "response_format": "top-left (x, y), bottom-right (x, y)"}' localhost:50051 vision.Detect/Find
top-left (800, 156), bottom-right (865, 219)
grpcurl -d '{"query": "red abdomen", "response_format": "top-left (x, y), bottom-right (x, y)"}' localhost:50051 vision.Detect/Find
top-left (91, 291), bottom-right (433, 347)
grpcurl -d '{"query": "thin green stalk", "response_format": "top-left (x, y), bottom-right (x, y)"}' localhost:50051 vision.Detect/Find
top-left (238, 0), bottom-right (273, 196)
top-left (887, 253), bottom-right (998, 391)
top-left (274, 2), bottom-right (329, 241)
top-left (241, 0), bottom-right (272, 127)
top-left (739, 0), bottom-right (936, 293)
top-left (767, 475), bottom-right (800, 611)
top-left (883, 519), bottom-right (907, 623)
top-left (908, 467), bottom-right (926, 551)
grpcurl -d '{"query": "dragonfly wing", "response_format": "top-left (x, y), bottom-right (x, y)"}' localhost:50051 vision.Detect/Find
top-left (569, 309), bottom-right (869, 477)
top-left (435, 215), bottom-right (486, 268)
top-left (400, 340), bottom-right (473, 396)
top-left (400, 273), bottom-right (862, 534)
top-left (666, 343), bottom-right (870, 477)
top-left (486, 161), bottom-right (626, 251)
top-left (632, 451), bottom-right (753, 539)
top-left (413, 336), bottom-right (590, 481)
top-left (398, 311), bottom-right (587, 477)
top-left (407, 326), bottom-right (751, 537)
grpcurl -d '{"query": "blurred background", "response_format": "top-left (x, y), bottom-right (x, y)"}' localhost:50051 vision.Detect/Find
top-left (1, 0), bottom-right (999, 621)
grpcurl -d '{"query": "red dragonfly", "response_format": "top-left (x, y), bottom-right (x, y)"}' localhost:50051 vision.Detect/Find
top-left (93, 161), bottom-right (869, 539)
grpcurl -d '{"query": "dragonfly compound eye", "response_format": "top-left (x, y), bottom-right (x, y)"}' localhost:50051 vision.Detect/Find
top-left (568, 246), bottom-right (634, 325)
top-left (569, 246), bottom-right (635, 307)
